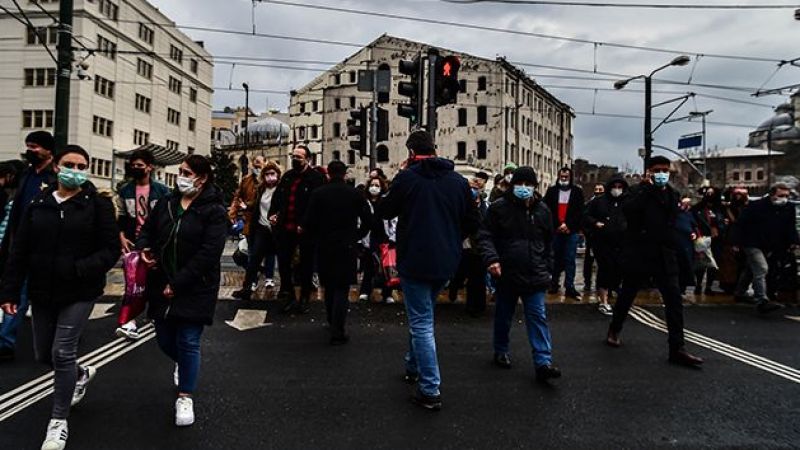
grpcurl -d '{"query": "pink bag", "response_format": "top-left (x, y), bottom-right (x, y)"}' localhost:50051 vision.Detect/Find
top-left (117, 251), bottom-right (148, 326)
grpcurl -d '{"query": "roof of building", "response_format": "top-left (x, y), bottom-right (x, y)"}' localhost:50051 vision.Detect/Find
top-left (212, 111), bottom-right (236, 120)
top-left (240, 117), bottom-right (290, 138)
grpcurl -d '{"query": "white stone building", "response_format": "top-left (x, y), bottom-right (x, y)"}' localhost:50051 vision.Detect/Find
top-left (289, 35), bottom-right (574, 186)
top-left (0, 0), bottom-right (213, 188)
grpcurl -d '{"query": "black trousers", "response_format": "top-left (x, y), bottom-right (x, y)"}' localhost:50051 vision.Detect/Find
top-left (610, 272), bottom-right (685, 352)
top-left (449, 252), bottom-right (487, 314)
top-left (583, 240), bottom-right (595, 289)
top-left (324, 285), bottom-right (349, 338)
top-left (244, 224), bottom-right (277, 288)
top-left (276, 230), bottom-right (314, 301)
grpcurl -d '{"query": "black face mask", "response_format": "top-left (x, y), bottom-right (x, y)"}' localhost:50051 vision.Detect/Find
top-left (24, 150), bottom-right (43, 166)
top-left (129, 168), bottom-right (147, 180)
top-left (291, 159), bottom-right (304, 171)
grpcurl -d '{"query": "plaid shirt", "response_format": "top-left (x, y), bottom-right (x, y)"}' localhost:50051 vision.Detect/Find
top-left (284, 177), bottom-right (303, 232)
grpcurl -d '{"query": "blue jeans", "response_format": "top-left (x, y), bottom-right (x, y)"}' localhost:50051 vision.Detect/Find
top-left (493, 289), bottom-right (553, 368)
top-left (400, 276), bottom-right (446, 397)
top-left (552, 233), bottom-right (579, 290)
top-left (154, 319), bottom-right (204, 394)
top-left (0, 280), bottom-right (28, 350)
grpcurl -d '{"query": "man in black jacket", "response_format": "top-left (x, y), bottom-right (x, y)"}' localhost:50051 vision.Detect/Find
top-left (0, 131), bottom-right (57, 361)
top-left (303, 161), bottom-right (371, 344)
top-left (268, 145), bottom-right (325, 313)
top-left (606, 156), bottom-right (703, 367)
top-left (477, 166), bottom-right (561, 383)
top-left (543, 167), bottom-right (584, 300)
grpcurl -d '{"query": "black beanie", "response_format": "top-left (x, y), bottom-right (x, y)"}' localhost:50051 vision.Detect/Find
top-left (511, 166), bottom-right (538, 186)
top-left (405, 130), bottom-right (435, 155)
top-left (25, 131), bottom-right (55, 152)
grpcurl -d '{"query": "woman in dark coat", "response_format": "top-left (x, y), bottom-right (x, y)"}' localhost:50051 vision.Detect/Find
top-left (0, 145), bottom-right (119, 450)
top-left (137, 155), bottom-right (228, 428)
top-left (358, 176), bottom-right (398, 304)
top-left (691, 186), bottom-right (725, 295)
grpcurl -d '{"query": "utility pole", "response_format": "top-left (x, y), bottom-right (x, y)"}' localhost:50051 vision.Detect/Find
top-left (643, 76), bottom-right (652, 172)
top-left (53, 0), bottom-right (74, 151)
top-left (426, 48), bottom-right (439, 143)
top-left (369, 70), bottom-right (377, 171)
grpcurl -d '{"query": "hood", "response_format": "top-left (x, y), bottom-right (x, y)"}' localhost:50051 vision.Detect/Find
top-left (409, 157), bottom-right (455, 179)
top-left (604, 173), bottom-right (629, 194)
top-left (170, 183), bottom-right (224, 207)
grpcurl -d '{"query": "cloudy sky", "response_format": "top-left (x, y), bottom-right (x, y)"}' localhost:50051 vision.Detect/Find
top-left (150, 0), bottom-right (799, 169)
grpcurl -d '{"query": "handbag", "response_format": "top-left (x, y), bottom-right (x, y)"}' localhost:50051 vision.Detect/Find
top-left (118, 251), bottom-right (149, 326)
top-left (380, 243), bottom-right (401, 288)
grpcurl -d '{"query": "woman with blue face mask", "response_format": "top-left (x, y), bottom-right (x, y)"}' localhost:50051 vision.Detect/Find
top-left (476, 166), bottom-right (562, 384)
top-left (0, 145), bottom-right (120, 450)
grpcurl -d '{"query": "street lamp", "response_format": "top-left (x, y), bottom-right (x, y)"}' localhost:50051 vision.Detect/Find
top-left (614, 55), bottom-right (692, 171)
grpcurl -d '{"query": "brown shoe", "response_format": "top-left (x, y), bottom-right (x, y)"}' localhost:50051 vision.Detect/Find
top-left (669, 349), bottom-right (704, 367)
top-left (606, 328), bottom-right (622, 348)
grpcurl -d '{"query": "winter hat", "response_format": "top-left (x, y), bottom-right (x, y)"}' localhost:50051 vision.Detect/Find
top-left (503, 162), bottom-right (518, 173)
top-left (511, 166), bottom-right (538, 186)
top-left (405, 130), bottom-right (435, 155)
top-left (25, 130), bottom-right (55, 152)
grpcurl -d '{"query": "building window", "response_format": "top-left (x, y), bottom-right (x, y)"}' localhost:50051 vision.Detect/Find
top-left (98, 0), bottom-right (119, 20)
top-left (333, 122), bottom-right (341, 137)
top-left (347, 150), bottom-right (356, 165)
top-left (349, 96), bottom-right (356, 108)
top-left (456, 142), bottom-right (466, 160)
top-left (188, 117), bottom-right (196, 132)
top-left (26, 26), bottom-right (58, 45)
top-left (136, 59), bottom-right (153, 79)
top-left (377, 145), bottom-right (389, 163)
top-left (190, 59), bottom-right (198, 74)
top-left (169, 45), bottom-right (184, 64)
top-left (299, 103), bottom-right (306, 114)
top-left (459, 79), bottom-right (467, 93)
top-left (298, 127), bottom-right (306, 140)
top-left (135, 94), bottom-right (151, 113)
top-left (166, 140), bottom-right (180, 152)
top-left (312, 101), bottom-right (319, 112)
top-left (311, 125), bottom-right (318, 139)
top-left (133, 129), bottom-right (150, 146)
top-left (756, 170), bottom-right (764, 181)
top-left (334, 98), bottom-right (341, 110)
top-left (477, 106), bottom-right (487, 125)
top-left (477, 76), bottom-right (487, 91)
top-left (168, 76), bottom-right (182, 94)
top-left (332, 151), bottom-right (341, 161)
top-left (458, 108), bottom-right (467, 127)
top-left (187, 147), bottom-right (195, 155)
top-left (189, 87), bottom-right (197, 103)
top-left (477, 141), bottom-right (487, 160)
top-left (349, 71), bottom-right (356, 83)
top-left (167, 108), bottom-right (181, 126)
top-left (93, 76), bottom-right (115, 99)
top-left (334, 74), bottom-right (341, 85)
top-left (22, 109), bottom-right (54, 128)
top-left (24, 68), bottom-right (56, 87)
top-left (744, 171), bottom-right (752, 181)
top-left (138, 23), bottom-right (154, 45)
top-left (97, 35), bottom-right (117, 60)
top-left (92, 115), bottom-right (113, 137)
top-left (90, 158), bottom-right (111, 178)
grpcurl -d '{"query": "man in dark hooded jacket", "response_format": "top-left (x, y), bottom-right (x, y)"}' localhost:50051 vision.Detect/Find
top-left (379, 130), bottom-right (479, 411)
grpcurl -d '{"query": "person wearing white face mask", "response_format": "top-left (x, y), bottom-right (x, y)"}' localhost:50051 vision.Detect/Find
top-left (543, 167), bottom-right (585, 300)
top-left (730, 182), bottom-right (799, 314)
top-left (233, 161), bottom-right (282, 300)
top-left (136, 155), bottom-right (227, 427)
top-left (228, 155), bottom-right (265, 243)
top-left (0, 145), bottom-right (120, 450)
top-left (358, 177), bottom-right (399, 304)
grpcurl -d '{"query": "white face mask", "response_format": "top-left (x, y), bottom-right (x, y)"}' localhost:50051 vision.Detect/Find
top-left (558, 180), bottom-right (570, 187)
top-left (504, 174), bottom-right (513, 183)
top-left (176, 176), bottom-right (198, 196)
top-left (368, 186), bottom-right (381, 196)
top-left (771, 197), bottom-right (788, 206)
top-left (610, 188), bottom-right (623, 198)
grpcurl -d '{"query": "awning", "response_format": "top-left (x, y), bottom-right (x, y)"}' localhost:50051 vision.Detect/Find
top-left (114, 144), bottom-right (187, 166)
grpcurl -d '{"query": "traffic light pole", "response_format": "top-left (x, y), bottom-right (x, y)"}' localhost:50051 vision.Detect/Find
top-left (426, 49), bottom-right (439, 144)
top-left (54, 0), bottom-right (74, 151)
top-left (369, 70), bottom-right (378, 171)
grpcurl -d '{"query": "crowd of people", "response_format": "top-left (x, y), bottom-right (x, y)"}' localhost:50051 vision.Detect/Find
top-left (0, 129), bottom-right (797, 448)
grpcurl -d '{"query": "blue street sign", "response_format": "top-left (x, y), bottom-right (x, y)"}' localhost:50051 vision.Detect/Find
top-left (678, 134), bottom-right (703, 149)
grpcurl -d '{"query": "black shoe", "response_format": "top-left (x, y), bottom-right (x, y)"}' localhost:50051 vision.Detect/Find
top-left (606, 327), bottom-right (622, 348)
top-left (330, 335), bottom-right (350, 346)
top-left (231, 288), bottom-right (252, 301)
top-left (0, 347), bottom-right (14, 362)
top-left (493, 353), bottom-right (512, 369)
top-left (547, 284), bottom-right (560, 295)
top-left (403, 370), bottom-right (419, 385)
top-left (668, 349), bottom-right (704, 367)
top-left (565, 288), bottom-right (582, 301)
top-left (583, 284), bottom-right (593, 293)
top-left (281, 299), bottom-right (299, 314)
top-left (756, 301), bottom-right (785, 314)
top-left (535, 364), bottom-right (562, 382)
top-left (734, 294), bottom-right (756, 304)
top-left (411, 389), bottom-right (442, 411)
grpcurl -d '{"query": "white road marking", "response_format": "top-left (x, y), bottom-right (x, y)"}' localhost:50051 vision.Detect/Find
top-left (0, 324), bottom-right (156, 423)
top-left (785, 315), bottom-right (800, 323)
top-left (630, 307), bottom-right (800, 385)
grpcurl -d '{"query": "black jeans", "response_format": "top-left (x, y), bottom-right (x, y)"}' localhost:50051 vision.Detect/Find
top-left (276, 230), bottom-right (314, 301)
top-left (244, 224), bottom-right (277, 289)
top-left (610, 273), bottom-right (685, 352)
top-left (583, 240), bottom-right (595, 289)
top-left (359, 249), bottom-right (393, 299)
top-left (448, 252), bottom-right (487, 313)
top-left (324, 285), bottom-right (350, 338)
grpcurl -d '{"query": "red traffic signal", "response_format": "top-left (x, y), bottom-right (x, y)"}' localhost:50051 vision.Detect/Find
top-left (435, 55), bottom-right (461, 107)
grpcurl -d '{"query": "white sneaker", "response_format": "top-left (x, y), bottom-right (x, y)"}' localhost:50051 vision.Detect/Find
top-left (41, 419), bottom-right (68, 450)
top-left (251, 282), bottom-right (259, 291)
top-left (358, 294), bottom-right (369, 301)
top-left (175, 397), bottom-right (195, 427)
top-left (114, 321), bottom-right (140, 340)
top-left (173, 364), bottom-right (179, 387)
top-left (384, 296), bottom-right (396, 304)
top-left (598, 304), bottom-right (613, 316)
top-left (71, 366), bottom-right (96, 406)
top-left (265, 279), bottom-right (276, 288)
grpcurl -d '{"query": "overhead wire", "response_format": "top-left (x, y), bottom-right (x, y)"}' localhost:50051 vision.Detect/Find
top-left (441, 0), bottom-right (800, 9)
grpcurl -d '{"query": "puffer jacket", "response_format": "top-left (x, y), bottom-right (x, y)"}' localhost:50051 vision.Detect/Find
top-left (477, 192), bottom-right (554, 293)
top-left (583, 175), bottom-right (629, 250)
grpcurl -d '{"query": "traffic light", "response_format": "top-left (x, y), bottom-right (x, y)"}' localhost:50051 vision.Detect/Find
top-left (347, 106), bottom-right (368, 158)
top-left (376, 106), bottom-right (389, 142)
top-left (397, 56), bottom-right (424, 126)
top-left (434, 55), bottom-right (461, 107)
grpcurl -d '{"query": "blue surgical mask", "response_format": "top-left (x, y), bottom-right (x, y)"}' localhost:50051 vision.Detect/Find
top-left (652, 172), bottom-right (670, 187)
top-left (513, 185), bottom-right (534, 200)
top-left (58, 167), bottom-right (88, 189)
top-left (471, 188), bottom-right (480, 200)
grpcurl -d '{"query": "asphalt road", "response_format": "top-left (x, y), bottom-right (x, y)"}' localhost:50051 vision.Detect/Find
top-left (1, 299), bottom-right (798, 450)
